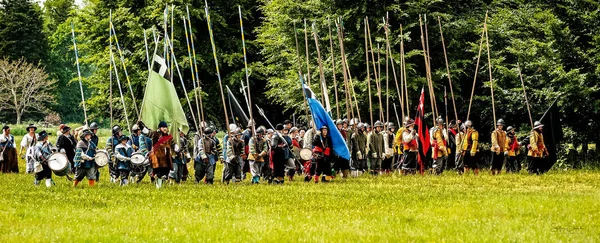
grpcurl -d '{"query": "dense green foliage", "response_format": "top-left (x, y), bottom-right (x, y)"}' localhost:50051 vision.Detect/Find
top-left (1, 149), bottom-right (599, 242)
top-left (0, 0), bottom-right (599, 145)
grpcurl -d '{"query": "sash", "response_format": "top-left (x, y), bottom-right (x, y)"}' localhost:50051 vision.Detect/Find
top-left (153, 134), bottom-right (172, 152)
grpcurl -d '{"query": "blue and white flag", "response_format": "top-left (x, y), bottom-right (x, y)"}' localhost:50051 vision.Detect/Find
top-left (301, 74), bottom-right (351, 160)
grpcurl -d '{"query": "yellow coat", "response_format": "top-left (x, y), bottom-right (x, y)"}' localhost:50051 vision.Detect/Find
top-left (394, 127), bottom-right (405, 154)
top-left (507, 136), bottom-right (520, 157)
top-left (431, 128), bottom-right (448, 158)
top-left (491, 129), bottom-right (509, 154)
top-left (461, 128), bottom-right (479, 154)
top-left (527, 130), bottom-right (545, 158)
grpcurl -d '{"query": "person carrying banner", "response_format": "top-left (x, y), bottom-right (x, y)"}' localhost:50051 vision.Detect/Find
top-left (149, 121), bottom-right (175, 188)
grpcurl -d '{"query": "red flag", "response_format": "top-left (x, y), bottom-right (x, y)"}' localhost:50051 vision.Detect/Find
top-left (415, 88), bottom-right (430, 174)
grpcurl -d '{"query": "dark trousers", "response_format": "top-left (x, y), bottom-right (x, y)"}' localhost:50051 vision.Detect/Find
top-left (528, 157), bottom-right (544, 174)
top-left (491, 153), bottom-right (505, 171)
top-left (381, 157), bottom-right (393, 170)
top-left (35, 164), bottom-right (52, 180)
top-left (313, 157), bottom-right (332, 177)
top-left (506, 156), bottom-right (519, 173)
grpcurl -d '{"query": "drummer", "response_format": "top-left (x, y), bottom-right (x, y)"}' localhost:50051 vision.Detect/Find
top-left (33, 130), bottom-right (53, 187)
top-left (106, 125), bottom-right (123, 183)
top-left (129, 124), bottom-right (141, 151)
top-left (73, 130), bottom-right (97, 187)
top-left (114, 135), bottom-right (133, 186)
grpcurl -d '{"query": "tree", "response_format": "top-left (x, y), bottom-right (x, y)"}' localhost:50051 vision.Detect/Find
top-left (0, 0), bottom-right (48, 64)
top-left (0, 58), bottom-right (56, 124)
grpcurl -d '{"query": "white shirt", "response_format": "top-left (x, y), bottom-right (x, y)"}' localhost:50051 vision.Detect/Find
top-left (21, 133), bottom-right (36, 149)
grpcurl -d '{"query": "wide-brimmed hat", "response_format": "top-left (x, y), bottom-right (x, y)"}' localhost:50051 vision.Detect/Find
top-left (26, 124), bottom-right (37, 131)
top-left (62, 126), bottom-right (71, 133)
top-left (37, 130), bottom-right (48, 140)
top-left (118, 135), bottom-right (130, 142)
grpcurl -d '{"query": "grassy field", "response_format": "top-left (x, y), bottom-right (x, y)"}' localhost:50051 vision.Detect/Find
top-left (1, 136), bottom-right (599, 242)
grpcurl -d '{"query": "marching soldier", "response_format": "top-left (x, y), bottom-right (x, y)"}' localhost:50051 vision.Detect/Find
top-left (367, 121), bottom-right (385, 175)
top-left (106, 125), bottom-right (123, 183)
top-left (129, 124), bottom-right (141, 151)
top-left (170, 130), bottom-right (189, 184)
top-left (89, 122), bottom-right (101, 180)
top-left (446, 120), bottom-right (460, 170)
top-left (20, 124), bottom-right (37, 174)
top-left (263, 128), bottom-right (274, 183)
top-left (505, 126), bottom-right (521, 173)
top-left (351, 123), bottom-right (368, 176)
top-left (393, 118), bottom-right (408, 171)
top-left (149, 121), bottom-right (175, 188)
top-left (56, 126), bottom-right (76, 174)
top-left (195, 127), bottom-right (217, 184)
top-left (271, 124), bottom-right (292, 184)
top-left (114, 135), bottom-right (133, 186)
top-left (381, 122), bottom-right (396, 174)
top-left (490, 119), bottom-right (509, 175)
top-left (224, 128), bottom-right (245, 184)
top-left (73, 129), bottom-right (97, 187)
top-left (455, 123), bottom-right (466, 173)
top-left (401, 119), bottom-right (419, 175)
top-left (461, 120), bottom-right (480, 175)
top-left (134, 126), bottom-right (153, 183)
top-left (248, 127), bottom-right (269, 184)
top-left (312, 126), bottom-right (333, 183)
top-left (303, 121), bottom-right (316, 149)
top-left (431, 118), bottom-right (448, 175)
top-left (33, 130), bottom-right (53, 187)
top-left (527, 121), bottom-right (547, 174)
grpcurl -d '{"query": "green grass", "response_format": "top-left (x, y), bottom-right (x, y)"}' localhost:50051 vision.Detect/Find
top-left (1, 138), bottom-right (599, 242)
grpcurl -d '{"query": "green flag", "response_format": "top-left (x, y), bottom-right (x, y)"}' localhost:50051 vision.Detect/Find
top-left (140, 54), bottom-right (189, 145)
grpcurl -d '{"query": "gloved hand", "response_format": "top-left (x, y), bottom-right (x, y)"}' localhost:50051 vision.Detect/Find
top-left (356, 151), bottom-right (362, 160)
top-left (203, 158), bottom-right (209, 163)
top-left (371, 153), bottom-right (377, 158)
top-left (504, 151), bottom-right (508, 156)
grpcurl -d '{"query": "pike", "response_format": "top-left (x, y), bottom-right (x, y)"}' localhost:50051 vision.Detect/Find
top-left (384, 15), bottom-right (405, 123)
top-left (186, 5), bottom-right (206, 128)
top-left (444, 86), bottom-right (449, 145)
top-left (418, 15), bottom-right (436, 126)
top-left (376, 43), bottom-right (383, 123)
top-left (384, 15), bottom-right (389, 126)
top-left (183, 15), bottom-right (202, 128)
top-left (364, 17), bottom-right (373, 125)
top-left (70, 22), bottom-right (88, 127)
top-left (205, 0), bottom-right (231, 135)
top-left (424, 14), bottom-right (439, 119)
top-left (400, 24), bottom-right (409, 117)
top-left (109, 13), bottom-right (140, 118)
top-left (485, 16), bottom-right (497, 126)
top-left (438, 16), bottom-right (459, 124)
top-left (517, 62), bottom-right (534, 127)
top-left (467, 12), bottom-right (488, 121)
top-left (312, 22), bottom-right (331, 113)
top-left (335, 18), bottom-right (352, 126)
top-left (108, 26), bottom-right (131, 132)
top-left (239, 5), bottom-right (255, 135)
top-left (109, 14), bottom-right (114, 128)
top-left (304, 19), bottom-right (311, 87)
top-left (337, 18), bottom-right (360, 122)
top-left (366, 17), bottom-right (382, 123)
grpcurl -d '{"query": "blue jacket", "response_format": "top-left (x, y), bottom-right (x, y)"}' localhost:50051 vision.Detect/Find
top-left (114, 143), bottom-right (133, 170)
top-left (75, 140), bottom-right (96, 169)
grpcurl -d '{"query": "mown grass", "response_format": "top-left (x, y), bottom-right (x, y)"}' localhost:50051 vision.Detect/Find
top-left (0, 137), bottom-right (599, 242)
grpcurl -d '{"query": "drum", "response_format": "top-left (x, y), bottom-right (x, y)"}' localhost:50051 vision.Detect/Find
top-left (95, 150), bottom-right (109, 167)
top-left (131, 152), bottom-right (146, 166)
top-left (299, 148), bottom-right (312, 161)
top-left (48, 152), bottom-right (70, 177)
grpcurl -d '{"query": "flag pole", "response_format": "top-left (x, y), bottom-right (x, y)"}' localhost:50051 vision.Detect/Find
top-left (109, 11), bottom-right (114, 129)
top-left (205, 0), bottom-right (231, 135)
top-left (467, 12), bottom-right (488, 122)
top-left (183, 15), bottom-right (202, 130)
top-left (304, 19), bottom-right (311, 87)
top-left (328, 18), bottom-right (340, 119)
top-left (438, 17), bottom-right (459, 124)
top-left (109, 17), bottom-right (140, 119)
top-left (312, 22), bottom-right (330, 113)
top-left (294, 21), bottom-right (312, 128)
top-left (70, 22), bottom-right (88, 127)
top-left (365, 17), bottom-right (373, 126)
top-left (517, 62), bottom-right (534, 128)
top-left (186, 6), bottom-right (206, 129)
top-left (143, 29), bottom-right (151, 71)
top-left (165, 33), bottom-right (199, 131)
top-left (238, 6), bottom-right (255, 135)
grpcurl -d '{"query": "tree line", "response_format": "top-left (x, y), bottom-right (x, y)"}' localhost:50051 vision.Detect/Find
top-left (0, 0), bottom-right (598, 149)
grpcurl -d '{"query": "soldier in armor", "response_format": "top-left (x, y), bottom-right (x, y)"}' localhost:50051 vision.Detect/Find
top-left (105, 125), bottom-right (123, 183)
top-left (225, 128), bottom-right (245, 184)
top-left (20, 124), bottom-right (37, 174)
top-left (351, 123), bottom-right (368, 176)
top-left (129, 124), bottom-right (141, 151)
top-left (195, 127), bottom-right (217, 184)
top-left (89, 122), bottom-right (101, 180)
top-left (33, 130), bottom-right (53, 187)
top-left (527, 121), bottom-right (547, 174)
top-left (446, 120), bottom-right (460, 171)
top-left (505, 126), bottom-right (521, 173)
top-left (263, 128), bottom-right (274, 183)
top-left (455, 123), bottom-right (466, 173)
top-left (249, 127), bottom-right (269, 184)
top-left (431, 118), bottom-right (448, 175)
top-left (73, 130), bottom-right (97, 187)
top-left (368, 121), bottom-right (385, 175)
top-left (114, 135), bottom-right (133, 186)
top-left (490, 119), bottom-right (509, 175)
top-left (170, 130), bottom-right (189, 184)
top-left (402, 119), bottom-right (419, 175)
top-left (271, 124), bottom-right (293, 184)
top-left (394, 118), bottom-right (409, 171)
top-left (461, 120), bottom-right (480, 175)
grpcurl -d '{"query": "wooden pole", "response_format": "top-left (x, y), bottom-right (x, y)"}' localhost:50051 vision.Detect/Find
top-left (384, 15), bottom-right (390, 126)
top-left (424, 14), bottom-right (439, 120)
top-left (312, 23), bottom-right (329, 109)
top-left (466, 12), bottom-right (488, 122)
top-left (71, 22), bottom-right (88, 127)
top-left (517, 62), bottom-right (534, 128)
top-left (484, 17), bottom-right (496, 126)
top-left (419, 15), bottom-right (436, 126)
top-left (183, 16), bottom-right (202, 129)
top-left (387, 25), bottom-right (405, 122)
top-left (239, 6), bottom-right (255, 135)
top-left (401, 24), bottom-right (410, 118)
top-left (109, 11), bottom-right (113, 129)
top-left (294, 21), bottom-right (312, 129)
top-left (376, 43), bottom-right (384, 123)
top-left (338, 18), bottom-right (360, 122)
top-left (365, 18), bottom-right (373, 125)
top-left (366, 18), bottom-right (381, 123)
top-left (187, 5), bottom-right (205, 129)
top-left (438, 16), bottom-right (459, 124)
top-left (336, 19), bottom-right (352, 125)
